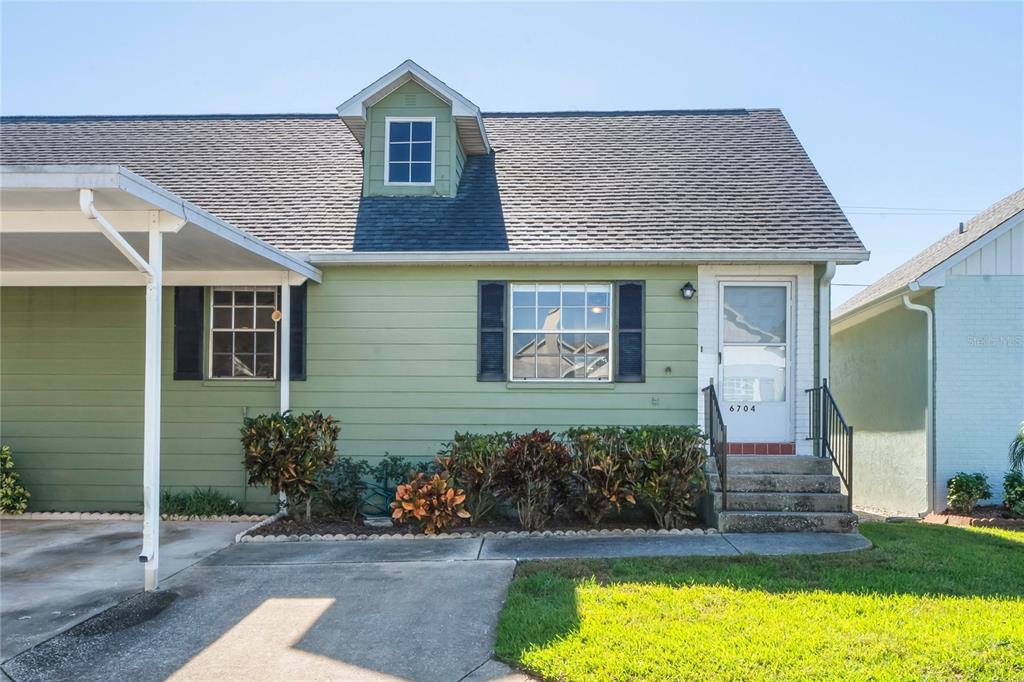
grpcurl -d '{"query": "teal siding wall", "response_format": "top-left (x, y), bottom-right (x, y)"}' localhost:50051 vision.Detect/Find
top-left (830, 296), bottom-right (932, 516)
top-left (363, 81), bottom-right (457, 197)
top-left (1, 287), bottom-right (278, 513)
top-left (1, 264), bottom-right (698, 510)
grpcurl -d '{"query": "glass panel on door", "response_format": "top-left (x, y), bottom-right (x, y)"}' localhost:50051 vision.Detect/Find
top-left (719, 283), bottom-right (791, 442)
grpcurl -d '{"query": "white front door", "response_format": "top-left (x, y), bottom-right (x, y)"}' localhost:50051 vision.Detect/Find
top-left (718, 282), bottom-right (792, 442)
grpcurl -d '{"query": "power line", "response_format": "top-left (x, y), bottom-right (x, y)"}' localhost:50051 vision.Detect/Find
top-left (841, 205), bottom-right (979, 216)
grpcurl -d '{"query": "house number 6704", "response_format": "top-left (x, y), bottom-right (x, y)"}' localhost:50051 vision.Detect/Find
top-left (729, 405), bottom-right (756, 413)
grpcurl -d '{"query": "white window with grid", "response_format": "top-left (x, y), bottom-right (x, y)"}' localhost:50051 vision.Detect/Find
top-left (210, 287), bottom-right (278, 379)
top-left (510, 283), bottom-right (612, 381)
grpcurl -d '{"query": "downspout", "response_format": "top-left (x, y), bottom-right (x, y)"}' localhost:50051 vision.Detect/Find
top-left (79, 189), bottom-right (154, 278)
top-left (80, 189), bottom-right (163, 590)
top-left (819, 261), bottom-right (836, 384)
top-left (903, 290), bottom-right (935, 516)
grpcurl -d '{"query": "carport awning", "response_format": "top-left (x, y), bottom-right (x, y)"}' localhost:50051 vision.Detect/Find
top-left (0, 164), bottom-right (314, 591)
top-left (0, 164), bottom-right (321, 285)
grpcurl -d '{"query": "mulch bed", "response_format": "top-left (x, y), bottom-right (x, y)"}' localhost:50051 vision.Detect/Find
top-left (248, 515), bottom-right (705, 537)
top-left (923, 505), bottom-right (1024, 529)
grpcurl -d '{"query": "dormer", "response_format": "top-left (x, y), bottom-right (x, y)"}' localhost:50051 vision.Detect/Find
top-left (337, 60), bottom-right (491, 198)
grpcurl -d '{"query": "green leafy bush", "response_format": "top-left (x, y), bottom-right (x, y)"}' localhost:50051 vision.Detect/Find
top-left (437, 431), bottom-right (512, 525)
top-left (1, 444), bottom-right (30, 514)
top-left (391, 473), bottom-right (470, 534)
top-left (315, 457), bottom-right (370, 521)
top-left (241, 410), bottom-right (340, 520)
top-left (947, 472), bottom-right (992, 513)
top-left (563, 427), bottom-right (636, 526)
top-left (494, 430), bottom-right (572, 531)
top-left (371, 454), bottom-right (418, 492)
top-left (1003, 470), bottom-right (1024, 516)
top-left (624, 426), bottom-right (707, 529)
top-left (161, 487), bottom-right (240, 517)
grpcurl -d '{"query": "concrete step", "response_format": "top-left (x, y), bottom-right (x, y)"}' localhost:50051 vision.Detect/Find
top-left (712, 491), bottom-right (849, 513)
top-left (708, 473), bottom-right (841, 494)
top-left (720, 456), bottom-right (833, 476)
top-left (718, 511), bottom-right (859, 533)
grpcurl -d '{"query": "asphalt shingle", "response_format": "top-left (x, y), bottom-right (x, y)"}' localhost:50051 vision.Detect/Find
top-left (0, 110), bottom-right (864, 255)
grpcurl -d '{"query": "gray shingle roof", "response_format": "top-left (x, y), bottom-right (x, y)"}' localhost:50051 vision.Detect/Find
top-left (0, 110), bottom-right (864, 255)
top-left (833, 187), bottom-right (1024, 319)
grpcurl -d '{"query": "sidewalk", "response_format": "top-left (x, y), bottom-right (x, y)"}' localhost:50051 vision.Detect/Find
top-left (206, 531), bottom-right (871, 566)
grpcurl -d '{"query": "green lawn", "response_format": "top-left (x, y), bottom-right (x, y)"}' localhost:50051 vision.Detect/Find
top-left (495, 523), bottom-right (1024, 681)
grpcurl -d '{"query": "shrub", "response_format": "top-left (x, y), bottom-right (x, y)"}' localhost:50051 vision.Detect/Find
top-left (391, 473), bottom-right (470, 534)
top-left (161, 487), bottom-right (240, 517)
top-left (625, 426), bottom-right (707, 529)
top-left (946, 472), bottom-right (992, 513)
top-left (0, 445), bottom-right (30, 514)
top-left (1003, 470), bottom-right (1024, 516)
top-left (315, 457), bottom-right (371, 521)
top-left (437, 431), bottom-right (512, 525)
top-left (563, 427), bottom-right (636, 526)
top-left (241, 410), bottom-right (340, 520)
top-left (494, 430), bottom-right (572, 531)
top-left (1009, 421), bottom-right (1024, 473)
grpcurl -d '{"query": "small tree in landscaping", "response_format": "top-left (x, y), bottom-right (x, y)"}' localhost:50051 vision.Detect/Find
top-left (946, 472), bottom-right (992, 514)
top-left (494, 430), bottom-right (572, 531)
top-left (241, 410), bottom-right (340, 521)
top-left (1009, 421), bottom-right (1024, 473)
top-left (436, 431), bottom-right (512, 525)
top-left (625, 426), bottom-right (707, 529)
top-left (1, 445), bottom-right (30, 514)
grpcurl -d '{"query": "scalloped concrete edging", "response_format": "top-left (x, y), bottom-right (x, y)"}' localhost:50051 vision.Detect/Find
top-left (1, 511), bottom-right (268, 522)
top-left (234, 510), bottom-right (288, 543)
top-left (239, 526), bottom-right (716, 543)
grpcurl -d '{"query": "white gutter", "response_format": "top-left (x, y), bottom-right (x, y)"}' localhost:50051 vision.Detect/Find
top-left (819, 261), bottom-right (836, 384)
top-left (309, 249), bottom-right (870, 266)
top-left (903, 292), bottom-right (935, 516)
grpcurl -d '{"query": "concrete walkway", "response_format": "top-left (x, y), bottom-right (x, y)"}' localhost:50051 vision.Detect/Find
top-left (210, 531), bottom-right (871, 566)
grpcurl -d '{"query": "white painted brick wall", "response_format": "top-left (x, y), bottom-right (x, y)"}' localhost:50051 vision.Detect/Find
top-left (934, 275), bottom-right (1024, 508)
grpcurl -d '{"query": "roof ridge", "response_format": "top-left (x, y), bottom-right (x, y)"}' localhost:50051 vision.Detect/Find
top-left (0, 113), bottom-right (339, 122)
top-left (0, 108), bottom-right (784, 123)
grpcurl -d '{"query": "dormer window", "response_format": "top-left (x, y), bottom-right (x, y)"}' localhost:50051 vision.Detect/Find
top-left (385, 117), bottom-right (434, 185)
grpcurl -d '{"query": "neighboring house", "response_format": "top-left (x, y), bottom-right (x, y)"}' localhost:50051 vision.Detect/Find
top-left (831, 189), bottom-right (1024, 517)
top-left (0, 61), bottom-right (867, 540)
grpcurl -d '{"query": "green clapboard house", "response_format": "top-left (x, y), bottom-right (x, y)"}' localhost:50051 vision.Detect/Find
top-left (1, 60), bottom-right (868, 527)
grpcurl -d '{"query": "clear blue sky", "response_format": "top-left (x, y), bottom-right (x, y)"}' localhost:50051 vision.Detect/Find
top-left (3, 2), bottom-right (1022, 306)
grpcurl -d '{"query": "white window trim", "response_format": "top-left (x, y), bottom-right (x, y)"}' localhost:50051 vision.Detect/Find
top-left (508, 282), bottom-right (614, 383)
top-left (209, 286), bottom-right (279, 381)
top-left (383, 116), bottom-right (436, 186)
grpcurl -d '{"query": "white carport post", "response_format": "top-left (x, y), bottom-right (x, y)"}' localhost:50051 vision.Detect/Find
top-left (141, 219), bottom-right (163, 591)
top-left (278, 271), bottom-right (291, 513)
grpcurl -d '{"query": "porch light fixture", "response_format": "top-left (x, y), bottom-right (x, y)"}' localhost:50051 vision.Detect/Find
top-left (680, 282), bottom-right (696, 300)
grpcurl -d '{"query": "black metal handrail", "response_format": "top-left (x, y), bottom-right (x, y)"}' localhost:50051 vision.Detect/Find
top-left (806, 379), bottom-right (854, 512)
top-left (702, 380), bottom-right (729, 511)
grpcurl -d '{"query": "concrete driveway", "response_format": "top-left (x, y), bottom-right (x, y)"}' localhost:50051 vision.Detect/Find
top-left (3, 541), bottom-right (521, 682)
top-left (0, 519), bottom-right (245, 662)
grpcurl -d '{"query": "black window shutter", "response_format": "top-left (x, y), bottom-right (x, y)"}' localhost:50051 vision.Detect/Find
top-left (478, 280), bottom-right (507, 381)
top-left (289, 283), bottom-right (308, 381)
top-left (173, 287), bottom-right (204, 380)
top-left (614, 281), bottom-right (645, 382)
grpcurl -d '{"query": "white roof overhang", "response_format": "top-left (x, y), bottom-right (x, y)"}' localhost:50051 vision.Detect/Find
top-left (0, 165), bottom-right (322, 286)
top-left (336, 59), bottom-right (491, 155)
